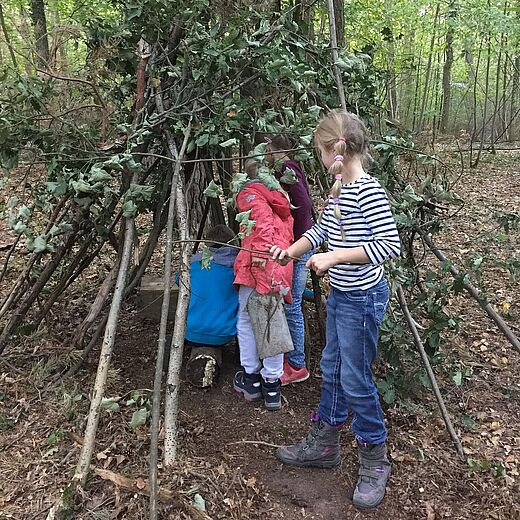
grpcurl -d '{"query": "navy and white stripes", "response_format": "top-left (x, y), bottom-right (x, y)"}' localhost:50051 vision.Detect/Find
top-left (304, 175), bottom-right (401, 291)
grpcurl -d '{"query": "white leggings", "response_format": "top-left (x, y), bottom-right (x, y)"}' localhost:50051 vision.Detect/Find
top-left (237, 286), bottom-right (284, 380)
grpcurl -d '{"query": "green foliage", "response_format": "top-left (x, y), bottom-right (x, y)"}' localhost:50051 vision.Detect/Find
top-left (0, 0), bottom-right (484, 408)
top-left (101, 397), bottom-right (120, 412)
top-left (495, 211), bottom-right (520, 233)
top-left (235, 210), bottom-right (256, 238)
top-left (279, 167), bottom-right (298, 185)
top-left (203, 180), bottom-right (223, 199)
top-left (200, 246), bottom-right (214, 270)
top-left (126, 390), bottom-right (152, 428)
top-left (129, 407), bottom-right (150, 428)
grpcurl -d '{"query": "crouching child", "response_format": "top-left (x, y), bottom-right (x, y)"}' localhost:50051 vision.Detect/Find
top-left (184, 225), bottom-right (239, 387)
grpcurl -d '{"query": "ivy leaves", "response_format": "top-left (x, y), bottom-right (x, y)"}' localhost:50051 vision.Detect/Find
top-left (122, 184), bottom-right (155, 217)
top-left (235, 210), bottom-right (256, 238)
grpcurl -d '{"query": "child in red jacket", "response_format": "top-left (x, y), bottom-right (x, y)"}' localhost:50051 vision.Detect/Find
top-left (233, 159), bottom-right (294, 411)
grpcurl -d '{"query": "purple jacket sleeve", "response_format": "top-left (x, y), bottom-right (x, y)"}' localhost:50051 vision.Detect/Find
top-left (277, 160), bottom-right (314, 240)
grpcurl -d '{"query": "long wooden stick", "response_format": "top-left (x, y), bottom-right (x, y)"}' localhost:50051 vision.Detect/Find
top-left (174, 239), bottom-right (300, 261)
top-left (163, 121), bottom-right (193, 465)
top-left (74, 200), bottom-right (136, 487)
top-left (326, 0), bottom-right (346, 110)
top-left (396, 286), bottom-right (465, 460)
top-left (420, 232), bottom-right (520, 354)
top-left (149, 108), bottom-right (192, 518)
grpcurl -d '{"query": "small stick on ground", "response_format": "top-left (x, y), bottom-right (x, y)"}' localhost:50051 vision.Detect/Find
top-left (226, 440), bottom-right (282, 449)
top-left (396, 285), bottom-right (465, 460)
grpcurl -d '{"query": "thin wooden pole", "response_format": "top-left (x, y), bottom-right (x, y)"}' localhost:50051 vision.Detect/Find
top-left (148, 120), bottom-right (192, 518)
top-left (396, 286), bottom-right (464, 459)
top-left (326, 0), bottom-right (346, 110)
top-left (163, 121), bottom-right (193, 465)
top-left (74, 204), bottom-right (136, 486)
top-left (420, 232), bottom-right (520, 354)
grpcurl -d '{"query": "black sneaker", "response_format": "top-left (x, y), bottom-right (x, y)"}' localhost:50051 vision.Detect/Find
top-left (233, 371), bottom-right (262, 401)
top-left (262, 378), bottom-right (282, 411)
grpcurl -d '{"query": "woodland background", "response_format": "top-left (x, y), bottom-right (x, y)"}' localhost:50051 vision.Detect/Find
top-left (0, 0), bottom-right (519, 519)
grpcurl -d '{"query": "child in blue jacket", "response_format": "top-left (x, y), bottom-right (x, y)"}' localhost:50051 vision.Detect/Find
top-left (185, 225), bottom-right (239, 387)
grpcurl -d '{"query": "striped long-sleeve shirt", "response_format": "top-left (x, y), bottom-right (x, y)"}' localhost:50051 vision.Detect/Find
top-left (303, 174), bottom-right (401, 291)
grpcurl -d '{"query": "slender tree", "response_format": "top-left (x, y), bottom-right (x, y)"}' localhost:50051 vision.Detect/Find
top-left (417, 2), bottom-right (440, 131)
top-left (440, 0), bottom-right (456, 132)
top-left (30, 0), bottom-right (50, 68)
top-left (0, 3), bottom-right (18, 68)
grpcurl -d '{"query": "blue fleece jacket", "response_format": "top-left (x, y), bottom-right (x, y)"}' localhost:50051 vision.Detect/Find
top-left (186, 246), bottom-right (238, 346)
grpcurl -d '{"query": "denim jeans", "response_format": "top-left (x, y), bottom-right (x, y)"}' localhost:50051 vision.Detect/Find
top-left (317, 277), bottom-right (389, 445)
top-left (284, 249), bottom-right (313, 369)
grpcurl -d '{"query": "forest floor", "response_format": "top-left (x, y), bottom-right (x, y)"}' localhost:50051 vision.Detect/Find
top-left (1, 149), bottom-right (519, 520)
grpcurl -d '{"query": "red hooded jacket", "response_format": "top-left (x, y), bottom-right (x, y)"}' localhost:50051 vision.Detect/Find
top-left (234, 181), bottom-right (294, 303)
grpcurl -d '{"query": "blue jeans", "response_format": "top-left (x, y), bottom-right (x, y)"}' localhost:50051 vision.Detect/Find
top-left (317, 277), bottom-right (389, 445)
top-left (284, 249), bottom-right (313, 369)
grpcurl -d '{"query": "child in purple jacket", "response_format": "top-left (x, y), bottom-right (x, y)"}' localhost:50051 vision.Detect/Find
top-left (265, 134), bottom-right (314, 385)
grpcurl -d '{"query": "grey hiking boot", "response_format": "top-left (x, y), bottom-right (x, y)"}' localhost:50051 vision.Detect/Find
top-left (352, 441), bottom-right (391, 510)
top-left (277, 416), bottom-right (341, 468)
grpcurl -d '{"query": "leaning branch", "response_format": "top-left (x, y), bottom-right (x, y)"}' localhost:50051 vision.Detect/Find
top-left (163, 114), bottom-right (194, 465)
top-left (149, 112), bottom-right (192, 518)
top-left (74, 203), bottom-right (136, 488)
top-left (396, 286), bottom-right (465, 460)
top-left (420, 231), bottom-right (520, 354)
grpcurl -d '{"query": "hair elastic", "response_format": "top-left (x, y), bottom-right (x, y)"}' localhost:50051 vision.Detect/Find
top-left (335, 174), bottom-right (342, 181)
top-left (334, 155), bottom-right (344, 162)
top-left (332, 197), bottom-right (340, 205)
top-left (337, 137), bottom-right (346, 142)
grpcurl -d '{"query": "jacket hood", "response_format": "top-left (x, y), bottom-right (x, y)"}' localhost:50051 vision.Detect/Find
top-left (192, 245), bottom-right (238, 267)
top-left (246, 181), bottom-right (291, 220)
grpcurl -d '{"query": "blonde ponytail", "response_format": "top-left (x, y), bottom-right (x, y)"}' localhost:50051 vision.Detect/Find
top-left (327, 138), bottom-right (347, 240)
top-left (314, 110), bottom-right (370, 242)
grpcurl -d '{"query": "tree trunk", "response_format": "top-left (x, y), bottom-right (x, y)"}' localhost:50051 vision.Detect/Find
top-left (30, 0), bottom-right (50, 69)
top-left (510, 53), bottom-right (519, 141)
top-left (327, 0), bottom-right (346, 110)
top-left (431, 49), bottom-right (442, 142)
top-left (469, 38), bottom-right (483, 166)
top-left (293, 0), bottom-right (314, 40)
top-left (472, 33), bottom-right (491, 168)
top-left (417, 2), bottom-right (440, 132)
top-left (332, 0), bottom-right (345, 48)
top-left (440, 1), bottom-right (456, 133)
top-left (383, 0), bottom-right (398, 121)
top-left (0, 2), bottom-right (18, 68)
top-left (490, 35), bottom-right (504, 150)
top-left (411, 46), bottom-right (422, 130)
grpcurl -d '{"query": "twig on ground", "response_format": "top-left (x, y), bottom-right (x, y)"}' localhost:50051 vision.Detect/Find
top-left (420, 231), bottom-right (520, 354)
top-left (226, 440), bottom-right (282, 449)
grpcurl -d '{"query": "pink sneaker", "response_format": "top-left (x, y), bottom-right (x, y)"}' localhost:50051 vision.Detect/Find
top-left (281, 360), bottom-right (310, 386)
